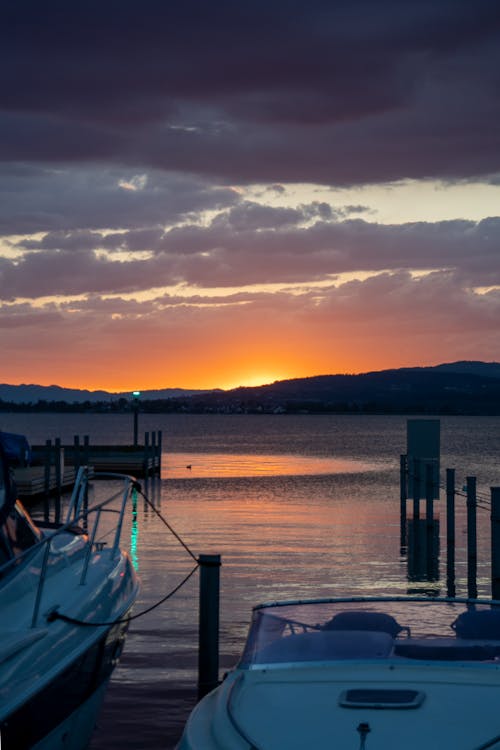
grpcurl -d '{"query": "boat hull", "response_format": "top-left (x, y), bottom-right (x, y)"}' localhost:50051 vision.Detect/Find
top-left (31, 682), bottom-right (108, 750)
top-left (1, 614), bottom-right (132, 750)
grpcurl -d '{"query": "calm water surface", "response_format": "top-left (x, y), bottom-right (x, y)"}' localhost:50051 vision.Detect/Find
top-left (1, 413), bottom-right (499, 748)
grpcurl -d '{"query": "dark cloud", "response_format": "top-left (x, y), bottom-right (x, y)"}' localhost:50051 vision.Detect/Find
top-left (6, 214), bottom-right (500, 299)
top-left (1, 0), bottom-right (500, 183)
top-left (1, 0), bottom-right (499, 386)
top-left (0, 166), bottom-right (238, 234)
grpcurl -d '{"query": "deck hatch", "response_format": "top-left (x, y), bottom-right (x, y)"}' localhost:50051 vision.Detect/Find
top-left (339, 689), bottom-right (425, 709)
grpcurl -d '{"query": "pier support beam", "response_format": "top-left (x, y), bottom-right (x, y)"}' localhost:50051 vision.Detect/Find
top-left (491, 488), bottom-right (500, 600)
top-left (198, 554), bottom-right (221, 701)
top-left (446, 468), bottom-right (456, 597)
top-left (400, 454), bottom-right (407, 552)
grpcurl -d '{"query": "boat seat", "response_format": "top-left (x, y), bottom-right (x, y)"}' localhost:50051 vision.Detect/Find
top-left (323, 610), bottom-right (408, 637)
top-left (451, 609), bottom-right (500, 639)
top-left (394, 637), bottom-right (500, 661)
top-left (256, 629), bottom-right (394, 663)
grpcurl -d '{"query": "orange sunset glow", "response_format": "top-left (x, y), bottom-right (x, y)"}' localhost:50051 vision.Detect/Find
top-left (1, 2), bottom-right (499, 393)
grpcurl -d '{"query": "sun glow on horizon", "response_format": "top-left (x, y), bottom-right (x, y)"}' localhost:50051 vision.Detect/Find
top-left (213, 367), bottom-right (298, 391)
top-left (220, 371), bottom-right (289, 390)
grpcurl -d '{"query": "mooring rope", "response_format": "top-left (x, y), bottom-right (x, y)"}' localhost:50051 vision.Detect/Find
top-left (48, 483), bottom-right (200, 627)
top-left (48, 562), bottom-right (199, 627)
top-left (135, 484), bottom-right (198, 562)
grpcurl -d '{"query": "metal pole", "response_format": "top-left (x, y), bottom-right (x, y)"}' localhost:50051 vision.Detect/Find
top-left (198, 554), bottom-right (221, 701)
top-left (491, 488), bottom-right (500, 600)
top-left (466, 476), bottom-right (477, 600)
top-left (400, 454), bottom-right (407, 552)
top-left (446, 468), bottom-right (456, 598)
top-left (133, 404), bottom-right (138, 447)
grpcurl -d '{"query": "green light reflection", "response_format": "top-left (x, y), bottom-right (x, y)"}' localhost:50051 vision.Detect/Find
top-left (130, 487), bottom-right (139, 571)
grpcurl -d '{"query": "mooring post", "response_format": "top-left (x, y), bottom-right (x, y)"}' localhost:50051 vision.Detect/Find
top-left (198, 553), bottom-right (221, 701)
top-left (413, 458), bottom-right (421, 521)
top-left (425, 462), bottom-right (434, 522)
top-left (83, 435), bottom-right (90, 467)
top-left (425, 463), bottom-right (435, 578)
top-left (400, 454), bottom-right (407, 551)
top-left (446, 468), bottom-right (456, 597)
top-left (151, 431), bottom-right (157, 478)
top-left (144, 431), bottom-right (150, 477)
top-left (54, 437), bottom-right (62, 523)
top-left (411, 458), bottom-right (421, 565)
top-left (157, 430), bottom-right (162, 476)
top-left (73, 434), bottom-right (80, 472)
top-left (491, 488), bottom-right (500, 600)
top-left (43, 439), bottom-right (52, 521)
top-left (44, 439), bottom-right (52, 497)
top-left (466, 476), bottom-right (477, 600)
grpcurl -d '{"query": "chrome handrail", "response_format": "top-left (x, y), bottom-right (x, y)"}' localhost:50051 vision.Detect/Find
top-left (0, 470), bottom-right (137, 627)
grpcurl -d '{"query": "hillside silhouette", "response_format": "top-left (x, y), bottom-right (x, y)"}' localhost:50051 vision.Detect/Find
top-left (1, 361), bottom-right (499, 415)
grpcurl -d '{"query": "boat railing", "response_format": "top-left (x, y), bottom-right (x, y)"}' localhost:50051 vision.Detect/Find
top-left (0, 468), bottom-right (138, 628)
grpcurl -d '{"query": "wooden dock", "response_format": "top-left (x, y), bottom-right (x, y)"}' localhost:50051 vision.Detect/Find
top-left (14, 465), bottom-right (76, 498)
top-left (14, 431), bottom-right (162, 500)
top-left (74, 446), bottom-right (160, 475)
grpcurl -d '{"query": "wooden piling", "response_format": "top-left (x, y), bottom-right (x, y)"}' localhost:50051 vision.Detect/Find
top-left (446, 468), bottom-right (456, 597)
top-left (198, 553), bottom-right (221, 701)
top-left (425, 463), bottom-right (435, 578)
top-left (83, 435), bottom-right (90, 465)
top-left (491, 488), bottom-right (500, 600)
top-left (44, 440), bottom-right (51, 498)
top-left (54, 437), bottom-right (62, 523)
top-left (400, 454), bottom-right (407, 551)
top-left (151, 431), bottom-right (157, 477)
top-left (411, 458), bottom-right (421, 566)
top-left (466, 476), bottom-right (477, 600)
top-left (144, 432), bottom-right (150, 477)
top-left (157, 430), bottom-right (162, 476)
top-left (412, 458), bottom-right (421, 521)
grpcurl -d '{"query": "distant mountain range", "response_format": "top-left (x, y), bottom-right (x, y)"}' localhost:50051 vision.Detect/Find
top-left (1, 361), bottom-right (500, 414)
top-left (0, 383), bottom-right (212, 404)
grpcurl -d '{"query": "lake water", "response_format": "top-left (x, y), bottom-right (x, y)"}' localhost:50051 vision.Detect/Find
top-left (1, 413), bottom-right (500, 748)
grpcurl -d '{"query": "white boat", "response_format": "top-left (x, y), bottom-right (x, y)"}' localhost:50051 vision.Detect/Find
top-left (0, 434), bottom-right (139, 750)
top-left (178, 595), bottom-right (500, 749)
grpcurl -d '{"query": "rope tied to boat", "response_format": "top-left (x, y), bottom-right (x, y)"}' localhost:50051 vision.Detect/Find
top-left (48, 561), bottom-right (199, 627)
top-left (47, 482), bottom-right (200, 627)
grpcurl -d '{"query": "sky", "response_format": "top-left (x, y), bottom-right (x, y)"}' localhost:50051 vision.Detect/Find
top-left (1, 0), bottom-right (500, 391)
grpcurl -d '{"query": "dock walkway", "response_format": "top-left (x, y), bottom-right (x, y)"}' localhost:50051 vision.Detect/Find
top-left (14, 431), bottom-right (162, 500)
top-left (14, 465), bottom-right (76, 498)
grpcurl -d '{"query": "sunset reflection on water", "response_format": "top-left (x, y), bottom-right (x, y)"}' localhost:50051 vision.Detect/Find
top-left (165, 452), bottom-right (381, 478)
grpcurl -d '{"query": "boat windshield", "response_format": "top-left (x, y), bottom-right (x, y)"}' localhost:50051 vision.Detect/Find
top-left (239, 598), bottom-right (500, 667)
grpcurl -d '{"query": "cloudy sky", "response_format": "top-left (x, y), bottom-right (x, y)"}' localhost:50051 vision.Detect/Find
top-left (1, 0), bottom-right (500, 390)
